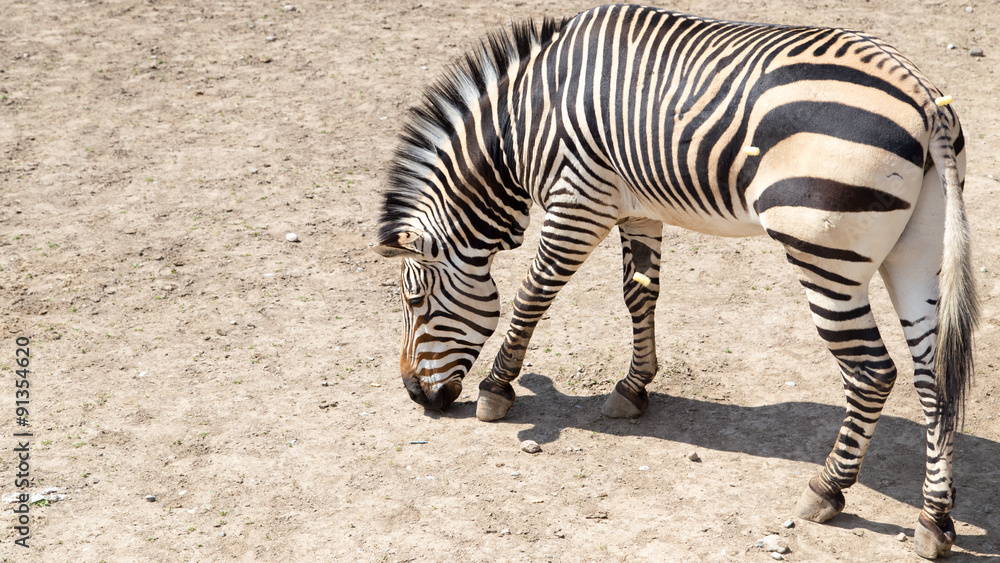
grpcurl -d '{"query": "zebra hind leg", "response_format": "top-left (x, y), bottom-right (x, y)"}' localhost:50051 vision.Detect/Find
top-left (879, 206), bottom-right (960, 559)
top-left (793, 288), bottom-right (898, 523)
top-left (603, 218), bottom-right (662, 418)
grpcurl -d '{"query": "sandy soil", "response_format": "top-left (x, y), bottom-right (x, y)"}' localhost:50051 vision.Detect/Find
top-left (0, 0), bottom-right (997, 561)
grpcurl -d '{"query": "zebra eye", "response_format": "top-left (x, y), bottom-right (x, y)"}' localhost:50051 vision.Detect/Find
top-left (406, 294), bottom-right (425, 308)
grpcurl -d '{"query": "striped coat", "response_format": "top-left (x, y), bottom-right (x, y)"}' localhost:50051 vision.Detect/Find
top-left (373, 5), bottom-right (976, 558)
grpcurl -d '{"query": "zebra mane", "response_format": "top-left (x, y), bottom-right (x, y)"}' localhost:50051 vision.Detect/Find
top-left (378, 16), bottom-right (566, 245)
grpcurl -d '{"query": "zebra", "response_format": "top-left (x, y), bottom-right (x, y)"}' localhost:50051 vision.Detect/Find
top-left (371, 4), bottom-right (977, 558)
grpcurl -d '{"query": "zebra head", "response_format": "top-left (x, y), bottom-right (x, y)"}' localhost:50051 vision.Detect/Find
top-left (372, 228), bottom-right (501, 411)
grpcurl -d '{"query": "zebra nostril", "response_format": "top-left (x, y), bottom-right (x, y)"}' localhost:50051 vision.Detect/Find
top-left (426, 380), bottom-right (462, 412)
top-left (402, 375), bottom-right (429, 406)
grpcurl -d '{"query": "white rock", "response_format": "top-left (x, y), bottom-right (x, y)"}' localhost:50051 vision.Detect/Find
top-left (687, 451), bottom-right (700, 462)
top-left (286, 232), bottom-right (299, 242)
top-left (284, 4), bottom-right (297, 11)
top-left (266, 36), bottom-right (276, 42)
top-left (510, 472), bottom-right (520, 477)
top-left (759, 534), bottom-right (789, 553)
top-left (897, 532), bottom-right (907, 542)
top-left (782, 519), bottom-right (794, 529)
top-left (145, 495), bottom-right (157, 502)
top-left (639, 466), bottom-right (650, 471)
top-left (520, 440), bottom-right (541, 454)
top-left (947, 43), bottom-right (957, 50)
top-left (771, 553), bottom-right (784, 561)
top-left (499, 528), bottom-right (510, 536)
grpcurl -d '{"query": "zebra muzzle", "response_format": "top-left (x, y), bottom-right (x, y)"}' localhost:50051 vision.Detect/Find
top-left (402, 372), bottom-right (462, 412)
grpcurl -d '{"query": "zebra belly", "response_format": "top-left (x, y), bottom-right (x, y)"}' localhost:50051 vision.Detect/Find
top-left (621, 187), bottom-right (766, 237)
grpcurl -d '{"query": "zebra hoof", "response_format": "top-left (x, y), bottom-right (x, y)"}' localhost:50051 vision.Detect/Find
top-left (914, 513), bottom-right (955, 559)
top-left (476, 380), bottom-right (515, 421)
top-left (794, 477), bottom-right (845, 523)
top-left (601, 389), bottom-right (644, 418)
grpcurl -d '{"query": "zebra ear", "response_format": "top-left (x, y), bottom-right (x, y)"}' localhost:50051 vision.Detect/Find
top-left (371, 229), bottom-right (427, 258)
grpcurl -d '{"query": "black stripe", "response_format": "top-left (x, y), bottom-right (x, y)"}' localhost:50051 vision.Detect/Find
top-left (829, 344), bottom-right (890, 358)
top-left (809, 303), bottom-right (872, 321)
top-left (800, 280), bottom-right (851, 301)
top-left (737, 102), bottom-right (924, 199)
top-left (786, 253), bottom-right (861, 287)
top-left (817, 326), bottom-right (882, 343)
top-left (767, 229), bottom-right (872, 262)
top-left (755, 177), bottom-right (910, 214)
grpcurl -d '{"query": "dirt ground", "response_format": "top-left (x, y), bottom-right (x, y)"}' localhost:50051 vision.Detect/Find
top-left (0, 0), bottom-right (997, 561)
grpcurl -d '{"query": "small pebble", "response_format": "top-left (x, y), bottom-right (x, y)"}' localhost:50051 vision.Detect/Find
top-left (771, 554), bottom-right (784, 561)
top-left (687, 451), bottom-right (700, 462)
top-left (970, 47), bottom-right (985, 57)
top-left (499, 528), bottom-right (511, 536)
top-left (638, 466), bottom-right (650, 471)
top-left (284, 4), bottom-right (297, 11)
top-left (144, 495), bottom-right (156, 502)
top-left (981, 267), bottom-right (988, 273)
top-left (785, 381), bottom-right (796, 387)
top-left (250, 168), bottom-right (258, 174)
top-left (286, 232), bottom-right (299, 242)
top-left (897, 532), bottom-right (907, 542)
top-left (554, 530), bottom-right (565, 538)
top-left (966, 6), bottom-right (974, 12)
top-left (510, 472), bottom-right (520, 478)
top-left (520, 440), bottom-right (541, 454)
top-left (782, 519), bottom-right (794, 529)
top-left (221, 531), bottom-right (226, 537)
top-left (321, 381), bottom-right (328, 387)
top-left (947, 43), bottom-right (956, 50)
top-left (266, 36), bottom-right (276, 42)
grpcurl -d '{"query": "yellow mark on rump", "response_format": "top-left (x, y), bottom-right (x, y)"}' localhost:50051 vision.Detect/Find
top-left (633, 273), bottom-right (651, 287)
top-left (935, 95), bottom-right (953, 107)
top-left (743, 146), bottom-right (760, 156)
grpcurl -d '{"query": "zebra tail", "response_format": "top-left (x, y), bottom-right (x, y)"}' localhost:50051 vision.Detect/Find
top-left (930, 113), bottom-right (979, 444)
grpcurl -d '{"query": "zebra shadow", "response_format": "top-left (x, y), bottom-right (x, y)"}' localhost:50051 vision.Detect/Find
top-left (449, 371), bottom-right (999, 560)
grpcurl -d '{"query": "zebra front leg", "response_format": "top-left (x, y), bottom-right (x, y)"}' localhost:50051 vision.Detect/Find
top-left (603, 218), bottom-right (662, 418)
top-left (793, 292), bottom-right (898, 522)
top-left (477, 206), bottom-right (615, 421)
